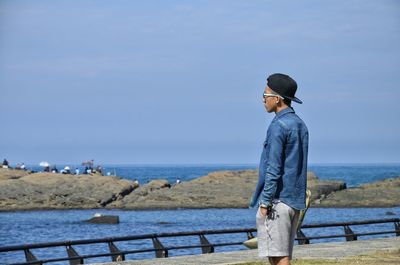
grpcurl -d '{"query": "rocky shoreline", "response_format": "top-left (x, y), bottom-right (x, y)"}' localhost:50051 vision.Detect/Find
top-left (0, 168), bottom-right (398, 211)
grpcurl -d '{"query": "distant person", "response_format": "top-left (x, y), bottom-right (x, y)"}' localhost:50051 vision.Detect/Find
top-left (20, 163), bottom-right (26, 170)
top-left (2, 159), bottom-right (9, 168)
top-left (62, 166), bottom-right (71, 174)
top-left (51, 165), bottom-right (58, 173)
top-left (75, 168), bottom-right (80, 175)
top-left (249, 73), bottom-right (308, 265)
top-left (176, 178), bottom-right (181, 184)
top-left (96, 166), bottom-right (103, 174)
top-left (44, 166), bottom-right (50, 172)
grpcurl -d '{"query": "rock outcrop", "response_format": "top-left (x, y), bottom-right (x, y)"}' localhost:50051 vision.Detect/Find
top-left (1, 168), bottom-right (397, 210)
top-left (108, 170), bottom-right (258, 209)
top-left (307, 171), bottom-right (347, 202)
top-left (107, 170), bottom-right (347, 209)
top-left (315, 177), bottom-right (400, 207)
top-left (0, 168), bottom-right (31, 180)
top-left (0, 168), bottom-right (138, 210)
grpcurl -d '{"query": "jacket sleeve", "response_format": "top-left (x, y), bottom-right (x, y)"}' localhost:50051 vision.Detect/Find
top-left (249, 169), bottom-right (264, 208)
top-left (259, 123), bottom-right (285, 206)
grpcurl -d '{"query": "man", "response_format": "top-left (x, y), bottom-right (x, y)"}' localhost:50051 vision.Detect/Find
top-left (250, 73), bottom-right (309, 265)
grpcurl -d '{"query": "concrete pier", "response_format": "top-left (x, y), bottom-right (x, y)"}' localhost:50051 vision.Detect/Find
top-left (93, 236), bottom-right (400, 265)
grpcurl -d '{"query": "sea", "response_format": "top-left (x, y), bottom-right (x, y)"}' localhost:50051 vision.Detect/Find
top-left (0, 163), bottom-right (399, 264)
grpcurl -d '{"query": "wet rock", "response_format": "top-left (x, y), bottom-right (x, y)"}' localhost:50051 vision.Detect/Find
top-left (85, 214), bottom-right (120, 224)
top-left (158, 221), bottom-right (174, 225)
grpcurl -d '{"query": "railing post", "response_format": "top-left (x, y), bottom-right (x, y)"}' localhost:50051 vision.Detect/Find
top-left (152, 237), bottom-right (168, 258)
top-left (66, 245), bottom-right (83, 265)
top-left (296, 229), bottom-right (310, 245)
top-left (343, 225), bottom-right (357, 241)
top-left (108, 241), bottom-right (125, 262)
top-left (246, 232), bottom-right (254, 240)
top-left (199, 234), bottom-right (214, 254)
top-left (24, 249), bottom-right (42, 265)
top-left (395, 221), bottom-right (400, 236)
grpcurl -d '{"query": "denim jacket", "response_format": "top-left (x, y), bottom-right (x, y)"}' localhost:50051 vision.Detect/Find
top-left (249, 107), bottom-right (309, 210)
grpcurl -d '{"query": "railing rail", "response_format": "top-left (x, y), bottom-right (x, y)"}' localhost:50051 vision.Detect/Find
top-left (0, 227), bottom-right (255, 252)
top-left (1, 218), bottom-right (399, 265)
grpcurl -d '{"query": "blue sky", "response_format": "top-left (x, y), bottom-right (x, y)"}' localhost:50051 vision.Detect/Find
top-left (1, 0), bottom-right (399, 165)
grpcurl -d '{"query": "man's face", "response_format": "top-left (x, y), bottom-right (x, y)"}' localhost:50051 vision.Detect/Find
top-left (263, 86), bottom-right (278, 113)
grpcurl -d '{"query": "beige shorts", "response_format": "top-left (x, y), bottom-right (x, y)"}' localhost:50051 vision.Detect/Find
top-left (256, 201), bottom-right (300, 259)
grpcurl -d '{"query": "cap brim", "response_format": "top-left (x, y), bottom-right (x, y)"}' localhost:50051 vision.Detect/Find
top-left (284, 96), bottom-right (302, 104)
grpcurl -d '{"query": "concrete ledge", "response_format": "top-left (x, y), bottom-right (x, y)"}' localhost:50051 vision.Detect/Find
top-left (92, 237), bottom-right (400, 265)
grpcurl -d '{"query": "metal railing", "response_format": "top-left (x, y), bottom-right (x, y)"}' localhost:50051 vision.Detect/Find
top-left (296, 217), bottom-right (400, 244)
top-left (0, 218), bottom-right (398, 265)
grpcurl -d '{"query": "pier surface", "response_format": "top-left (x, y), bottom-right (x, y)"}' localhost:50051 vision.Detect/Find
top-left (94, 236), bottom-right (400, 265)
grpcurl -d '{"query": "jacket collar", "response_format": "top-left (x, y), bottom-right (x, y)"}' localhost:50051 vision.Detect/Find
top-left (275, 107), bottom-right (294, 118)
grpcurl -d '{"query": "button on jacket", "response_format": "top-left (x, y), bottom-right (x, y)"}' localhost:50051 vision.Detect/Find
top-left (250, 107), bottom-right (309, 210)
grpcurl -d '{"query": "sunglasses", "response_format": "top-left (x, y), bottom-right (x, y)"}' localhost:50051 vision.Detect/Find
top-left (263, 92), bottom-right (284, 99)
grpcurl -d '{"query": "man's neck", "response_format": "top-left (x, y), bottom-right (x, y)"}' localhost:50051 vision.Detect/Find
top-left (274, 105), bottom-right (289, 114)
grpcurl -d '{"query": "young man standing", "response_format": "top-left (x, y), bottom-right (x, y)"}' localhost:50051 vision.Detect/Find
top-left (250, 73), bottom-right (309, 265)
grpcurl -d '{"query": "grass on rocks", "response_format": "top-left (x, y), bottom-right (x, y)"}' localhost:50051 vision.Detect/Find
top-left (235, 249), bottom-right (400, 265)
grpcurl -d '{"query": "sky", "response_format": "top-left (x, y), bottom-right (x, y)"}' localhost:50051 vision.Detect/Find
top-left (0, 0), bottom-right (399, 165)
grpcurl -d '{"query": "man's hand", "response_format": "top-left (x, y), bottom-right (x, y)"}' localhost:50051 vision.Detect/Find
top-left (260, 206), bottom-right (269, 216)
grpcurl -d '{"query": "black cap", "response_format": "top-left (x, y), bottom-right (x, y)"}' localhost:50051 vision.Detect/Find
top-left (267, 73), bottom-right (302, 104)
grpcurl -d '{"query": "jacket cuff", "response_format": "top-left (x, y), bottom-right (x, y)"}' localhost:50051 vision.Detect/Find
top-left (258, 200), bottom-right (272, 207)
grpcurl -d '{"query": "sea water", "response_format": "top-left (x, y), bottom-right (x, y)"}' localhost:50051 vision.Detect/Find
top-left (0, 207), bottom-right (399, 264)
top-left (0, 164), bottom-right (399, 264)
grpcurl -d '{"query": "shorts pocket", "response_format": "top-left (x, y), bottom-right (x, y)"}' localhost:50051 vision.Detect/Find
top-left (256, 208), bottom-right (266, 224)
